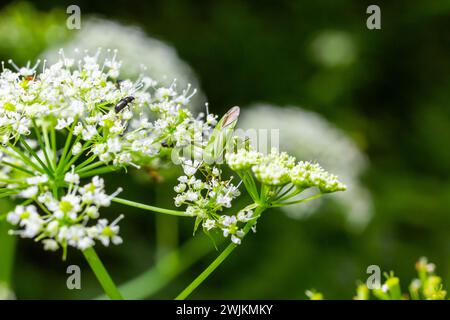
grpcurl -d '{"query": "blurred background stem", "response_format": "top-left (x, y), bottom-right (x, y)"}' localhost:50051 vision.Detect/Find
top-left (0, 200), bottom-right (15, 294)
top-left (155, 215), bottom-right (179, 262)
top-left (176, 206), bottom-right (265, 300)
top-left (155, 184), bottom-right (179, 262)
top-left (95, 234), bottom-right (217, 300)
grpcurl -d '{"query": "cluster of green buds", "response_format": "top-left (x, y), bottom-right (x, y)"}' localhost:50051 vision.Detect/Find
top-left (307, 257), bottom-right (447, 300)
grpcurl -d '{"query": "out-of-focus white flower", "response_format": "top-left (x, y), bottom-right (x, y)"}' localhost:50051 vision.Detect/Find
top-left (42, 18), bottom-right (205, 109)
top-left (239, 104), bottom-right (373, 229)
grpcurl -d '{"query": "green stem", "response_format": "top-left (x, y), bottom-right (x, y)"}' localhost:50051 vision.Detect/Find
top-left (49, 125), bottom-right (57, 168)
top-left (271, 193), bottom-right (323, 207)
top-left (112, 197), bottom-right (192, 217)
top-left (63, 141), bottom-right (92, 172)
top-left (0, 193), bottom-right (18, 199)
top-left (56, 118), bottom-right (78, 174)
top-left (238, 171), bottom-right (259, 202)
top-left (0, 200), bottom-right (16, 291)
top-left (32, 119), bottom-right (54, 171)
top-left (2, 145), bottom-right (44, 174)
top-left (18, 137), bottom-right (53, 177)
top-left (175, 205), bottom-right (265, 300)
top-left (0, 161), bottom-right (34, 176)
top-left (42, 126), bottom-right (56, 169)
top-left (78, 166), bottom-right (117, 178)
top-left (74, 155), bottom-right (97, 171)
top-left (155, 215), bottom-right (179, 261)
top-left (76, 161), bottom-right (104, 174)
top-left (175, 243), bottom-right (235, 300)
top-left (95, 235), bottom-right (217, 300)
top-left (82, 247), bottom-right (123, 300)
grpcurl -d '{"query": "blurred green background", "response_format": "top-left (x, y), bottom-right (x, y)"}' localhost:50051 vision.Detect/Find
top-left (0, 0), bottom-right (449, 299)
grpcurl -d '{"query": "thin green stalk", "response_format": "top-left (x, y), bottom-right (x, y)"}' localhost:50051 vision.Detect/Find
top-left (42, 126), bottom-right (57, 169)
top-left (244, 171), bottom-right (259, 198)
top-left (260, 184), bottom-right (268, 203)
top-left (271, 193), bottom-right (323, 207)
top-left (63, 141), bottom-right (92, 172)
top-left (0, 178), bottom-right (26, 184)
top-left (0, 195), bottom-right (11, 199)
top-left (0, 190), bottom-right (23, 196)
top-left (56, 118), bottom-right (78, 174)
top-left (273, 184), bottom-right (296, 202)
top-left (18, 137), bottom-right (53, 177)
top-left (78, 166), bottom-right (118, 178)
top-left (74, 155), bottom-right (96, 171)
top-left (238, 171), bottom-right (259, 202)
top-left (0, 200), bottom-right (16, 291)
top-left (273, 186), bottom-right (304, 203)
top-left (58, 137), bottom-right (81, 172)
top-left (154, 187), bottom-right (180, 261)
top-left (155, 215), bottom-right (179, 262)
top-left (95, 235), bottom-right (217, 300)
top-left (112, 197), bottom-right (192, 217)
top-left (2, 145), bottom-right (44, 174)
top-left (32, 120), bottom-right (54, 171)
top-left (49, 125), bottom-right (57, 167)
top-left (0, 161), bottom-right (34, 176)
top-left (175, 205), bottom-right (265, 300)
top-left (76, 161), bottom-right (104, 174)
top-left (82, 246), bottom-right (123, 300)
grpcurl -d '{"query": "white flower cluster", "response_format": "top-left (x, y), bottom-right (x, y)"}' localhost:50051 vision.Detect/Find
top-left (0, 49), bottom-right (209, 168)
top-left (226, 147), bottom-right (346, 192)
top-left (174, 164), bottom-right (241, 215)
top-left (204, 209), bottom-right (256, 245)
top-left (6, 175), bottom-right (123, 254)
top-left (0, 50), bottom-right (217, 256)
top-left (174, 159), bottom-right (247, 241)
top-left (239, 104), bottom-right (372, 229)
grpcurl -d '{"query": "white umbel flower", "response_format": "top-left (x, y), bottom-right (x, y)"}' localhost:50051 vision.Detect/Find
top-left (6, 176), bottom-right (124, 255)
top-left (239, 104), bottom-right (372, 229)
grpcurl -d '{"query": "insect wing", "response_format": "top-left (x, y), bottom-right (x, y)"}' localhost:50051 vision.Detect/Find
top-left (221, 106), bottom-right (240, 129)
top-left (204, 106), bottom-right (240, 164)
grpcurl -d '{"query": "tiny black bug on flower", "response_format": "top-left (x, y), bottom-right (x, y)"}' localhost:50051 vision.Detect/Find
top-left (114, 96), bottom-right (135, 113)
